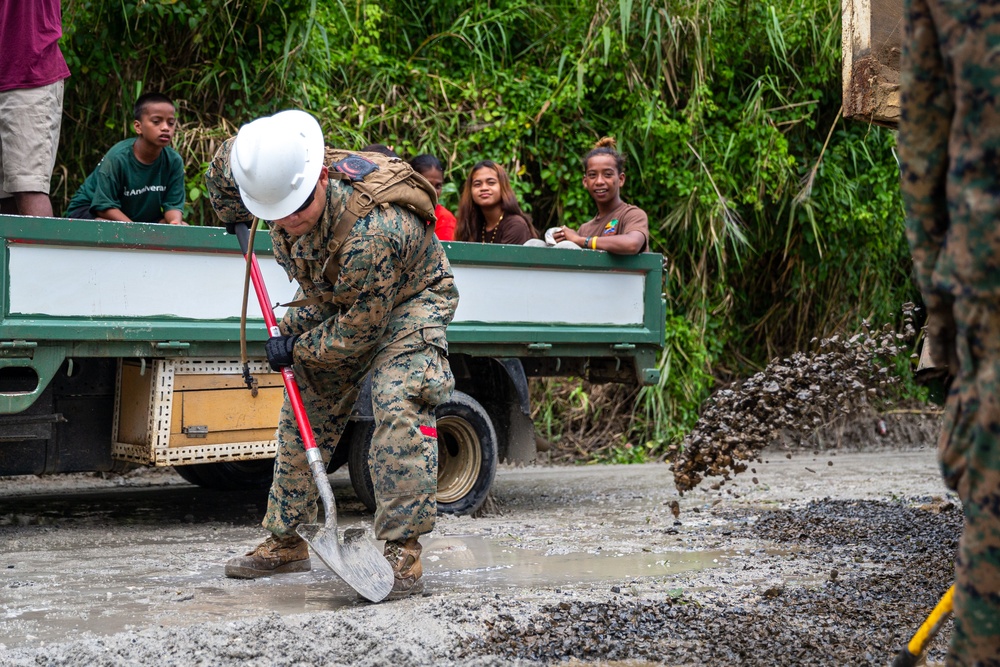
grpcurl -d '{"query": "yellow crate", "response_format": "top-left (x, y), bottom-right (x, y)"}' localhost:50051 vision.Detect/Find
top-left (112, 358), bottom-right (283, 466)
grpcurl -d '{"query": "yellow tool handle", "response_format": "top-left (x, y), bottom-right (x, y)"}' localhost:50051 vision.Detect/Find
top-left (908, 585), bottom-right (955, 655)
top-left (892, 585), bottom-right (955, 667)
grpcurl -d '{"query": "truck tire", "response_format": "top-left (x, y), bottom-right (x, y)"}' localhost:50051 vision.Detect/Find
top-left (173, 459), bottom-right (274, 491)
top-left (347, 391), bottom-right (499, 516)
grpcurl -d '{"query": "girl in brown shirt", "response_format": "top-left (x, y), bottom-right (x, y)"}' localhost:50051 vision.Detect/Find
top-left (552, 137), bottom-right (649, 254)
top-left (454, 159), bottom-right (537, 244)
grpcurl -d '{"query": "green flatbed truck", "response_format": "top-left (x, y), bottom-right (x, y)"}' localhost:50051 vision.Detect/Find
top-left (0, 216), bottom-right (664, 514)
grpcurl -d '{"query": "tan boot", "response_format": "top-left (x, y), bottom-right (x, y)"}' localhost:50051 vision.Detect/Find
top-left (225, 533), bottom-right (311, 579)
top-left (384, 537), bottom-right (423, 599)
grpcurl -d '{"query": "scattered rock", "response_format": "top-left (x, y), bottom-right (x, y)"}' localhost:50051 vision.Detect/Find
top-left (668, 500), bottom-right (680, 518)
top-left (672, 305), bottom-right (918, 493)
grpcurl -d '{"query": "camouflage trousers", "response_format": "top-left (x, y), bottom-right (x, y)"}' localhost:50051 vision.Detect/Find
top-left (939, 299), bottom-right (1000, 667)
top-left (262, 327), bottom-right (453, 543)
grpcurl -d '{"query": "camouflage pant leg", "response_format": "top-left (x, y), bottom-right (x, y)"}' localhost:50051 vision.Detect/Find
top-left (940, 299), bottom-right (1000, 667)
top-left (262, 302), bottom-right (363, 537)
top-left (368, 327), bottom-right (454, 542)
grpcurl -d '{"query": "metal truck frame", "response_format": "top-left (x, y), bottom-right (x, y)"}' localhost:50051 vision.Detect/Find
top-left (0, 217), bottom-right (664, 514)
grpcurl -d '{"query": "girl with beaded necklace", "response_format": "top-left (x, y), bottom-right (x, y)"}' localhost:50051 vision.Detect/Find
top-left (454, 160), bottom-right (536, 244)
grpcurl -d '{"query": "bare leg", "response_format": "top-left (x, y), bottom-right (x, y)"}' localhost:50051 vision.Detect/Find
top-left (14, 192), bottom-right (53, 217)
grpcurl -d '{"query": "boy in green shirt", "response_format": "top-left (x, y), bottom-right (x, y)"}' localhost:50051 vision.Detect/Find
top-left (66, 92), bottom-right (186, 224)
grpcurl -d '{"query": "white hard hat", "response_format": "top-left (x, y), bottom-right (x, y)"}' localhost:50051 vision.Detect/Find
top-left (231, 110), bottom-right (324, 220)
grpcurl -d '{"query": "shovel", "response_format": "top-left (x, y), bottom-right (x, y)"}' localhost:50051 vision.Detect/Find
top-left (891, 584), bottom-right (954, 667)
top-left (234, 222), bottom-right (394, 603)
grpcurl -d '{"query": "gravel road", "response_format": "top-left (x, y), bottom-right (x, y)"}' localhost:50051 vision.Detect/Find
top-left (0, 437), bottom-right (958, 666)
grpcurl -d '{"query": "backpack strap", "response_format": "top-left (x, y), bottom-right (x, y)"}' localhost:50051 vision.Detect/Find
top-left (277, 294), bottom-right (328, 308)
top-left (275, 207), bottom-right (358, 308)
top-left (280, 218), bottom-right (434, 309)
top-left (279, 150), bottom-right (436, 307)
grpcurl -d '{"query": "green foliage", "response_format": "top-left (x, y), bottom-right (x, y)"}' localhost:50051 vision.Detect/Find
top-left (56, 0), bottom-right (915, 456)
top-left (598, 440), bottom-right (659, 465)
top-left (58, 0), bottom-right (316, 221)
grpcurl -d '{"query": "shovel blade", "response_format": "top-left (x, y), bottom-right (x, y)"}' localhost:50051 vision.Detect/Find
top-left (296, 523), bottom-right (395, 602)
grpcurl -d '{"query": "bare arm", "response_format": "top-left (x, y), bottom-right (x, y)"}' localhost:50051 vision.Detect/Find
top-left (556, 226), bottom-right (646, 255)
top-left (163, 209), bottom-right (187, 225)
top-left (95, 208), bottom-right (133, 222)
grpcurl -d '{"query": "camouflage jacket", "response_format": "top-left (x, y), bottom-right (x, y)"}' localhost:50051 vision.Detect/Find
top-left (899, 4), bottom-right (1000, 305)
top-left (205, 138), bottom-right (459, 371)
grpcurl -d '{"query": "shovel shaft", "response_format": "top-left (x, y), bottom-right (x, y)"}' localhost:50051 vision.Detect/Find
top-left (308, 455), bottom-right (338, 524)
top-left (235, 223), bottom-right (336, 522)
top-left (891, 584), bottom-right (955, 667)
top-left (907, 584), bottom-right (954, 655)
top-left (234, 223), bottom-right (318, 455)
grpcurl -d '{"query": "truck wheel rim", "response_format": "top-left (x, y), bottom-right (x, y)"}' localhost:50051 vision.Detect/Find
top-left (436, 416), bottom-right (481, 504)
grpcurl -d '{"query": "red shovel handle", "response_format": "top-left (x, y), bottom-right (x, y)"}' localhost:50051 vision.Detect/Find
top-left (234, 223), bottom-right (319, 453)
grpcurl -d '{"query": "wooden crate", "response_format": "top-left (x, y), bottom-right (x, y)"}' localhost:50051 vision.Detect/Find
top-left (842, 0), bottom-right (903, 127)
top-left (112, 358), bottom-right (283, 466)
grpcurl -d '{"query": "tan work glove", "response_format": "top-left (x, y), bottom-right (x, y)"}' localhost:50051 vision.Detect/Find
top-left (923, 302), bottom-right (959, 378)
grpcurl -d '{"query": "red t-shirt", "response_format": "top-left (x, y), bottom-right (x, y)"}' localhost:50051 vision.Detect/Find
top-left (0, 1), bottom-right (70, 92)
top-left (434, 204), bottom-right (457, 241)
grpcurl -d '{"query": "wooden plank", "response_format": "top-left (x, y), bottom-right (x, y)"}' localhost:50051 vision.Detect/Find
top-left (116, 362), bottom-right (153, 446)
top-left (842, 0), bottom-right (903, 127)
top-left (166, 427), bottom-right (277, 448)
top-left (168, 385), bottom-right (284, 447)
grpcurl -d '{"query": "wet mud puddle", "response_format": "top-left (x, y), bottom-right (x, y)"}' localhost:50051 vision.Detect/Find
top-left (0, 530), bottom-right (732, 651)
top-left (423, 535), bottom-right (729, 588)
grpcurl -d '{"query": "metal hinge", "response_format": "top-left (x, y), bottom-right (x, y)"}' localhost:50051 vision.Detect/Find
top-left (0, 340), bottom-right (38, 349)
top-left (182, 425), bottom-right (209, 438)
top-left (155, 341), bottom-right (191, 350)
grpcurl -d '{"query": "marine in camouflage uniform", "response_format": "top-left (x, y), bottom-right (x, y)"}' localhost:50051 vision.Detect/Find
top-left (899, 2), bottom-right (1000, 664)
top-left (205, 135), bottom-right (458, 594)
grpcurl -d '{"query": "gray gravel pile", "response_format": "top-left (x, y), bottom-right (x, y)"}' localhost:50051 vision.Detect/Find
top-left (740, 497), bottom-right (961, 566)
top-left (673, 306), bottom-right (918, 493)
top-left (475, 497), bottom-right (958, 667)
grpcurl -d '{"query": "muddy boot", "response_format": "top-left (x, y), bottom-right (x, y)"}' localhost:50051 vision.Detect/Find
top-left (225, 533), bottom-right (311, 579)
top-left (384, 537), bottom-right (423, 599)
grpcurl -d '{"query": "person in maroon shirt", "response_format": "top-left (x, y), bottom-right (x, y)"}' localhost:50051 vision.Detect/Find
top-left (0, 0), bottom-right (70, 217)
top-left (454, 159), bottom-right (537, 244)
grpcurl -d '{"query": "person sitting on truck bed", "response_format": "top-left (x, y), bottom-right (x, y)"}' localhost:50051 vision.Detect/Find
top-left (204, 110), bottom-right (458, 600)
top-left (358, 146), bottom-right (457, 242)
top-left (64, 92), bottom-right (186, 225)
top-left (551, 137), bottom-right (649, 254)
top-left (454, 159), bottom-right (537, 244)
top-left (410, 153), bottom-right (456, 241)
